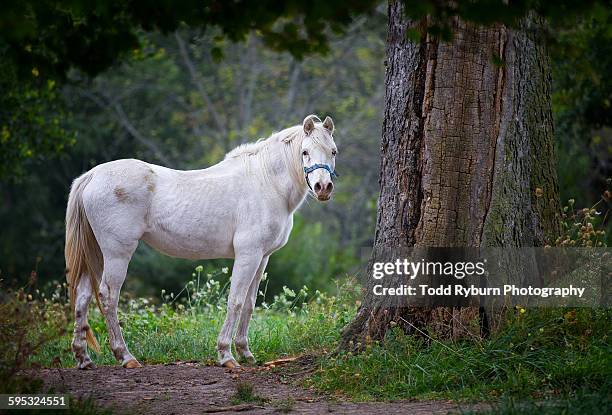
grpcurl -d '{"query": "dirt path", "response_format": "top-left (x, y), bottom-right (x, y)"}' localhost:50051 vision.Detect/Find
top-left (31, 362), bottom-right (485, 414)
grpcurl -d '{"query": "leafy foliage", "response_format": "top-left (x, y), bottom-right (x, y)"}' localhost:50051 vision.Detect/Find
top-left (0, 59), bottom-right (75, 178)
top-left (2, 0), bottom-right (608, 82)
top-left (556, 186), bottom-right (610, 247)
top-left (0, 278), bottom-right (69, 393)
top-left (553, 7), bottom-right (612, 204)
top-left (402, 0), bottom-right (609, 40)
top-left (0, 0), bottom-right (379, 82)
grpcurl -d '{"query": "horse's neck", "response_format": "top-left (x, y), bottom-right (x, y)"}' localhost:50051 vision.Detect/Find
top-left (252, 146), bottom-right (307, 213)
top-left (284, 179), bottom-right (308, 213)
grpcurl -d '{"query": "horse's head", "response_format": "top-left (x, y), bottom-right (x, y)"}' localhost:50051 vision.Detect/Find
top-left (300, 115), bottom-right (338, 201)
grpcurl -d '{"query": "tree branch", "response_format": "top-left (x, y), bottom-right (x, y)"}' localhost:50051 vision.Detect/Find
top-left (174, 32), bottom-right (228, 138)
top-left (80, 90), bottom-right (173, 166)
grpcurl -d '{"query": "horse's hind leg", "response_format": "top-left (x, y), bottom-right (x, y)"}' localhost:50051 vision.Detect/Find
top-left (72, 274), bottom-right (95, 369)
top-left (98, 244), bottom-right (140, 368)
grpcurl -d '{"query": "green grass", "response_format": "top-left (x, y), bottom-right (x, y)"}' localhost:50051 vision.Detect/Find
top-left (31, 281), bottom-right (357, 367)
top-left (231, 381), bottom-right (267, 405)
top-left (272, 397), bottom-right (296, 413)
top-left (309, 308), bottom-right (611, 407)
top-left (32, 301), bottom-right (352, 367)
top-left (472, 388), bottom-right (612, 414)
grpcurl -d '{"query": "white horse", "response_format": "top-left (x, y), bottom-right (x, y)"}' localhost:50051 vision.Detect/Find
top-left (65, 115), bottom-right (338, 369)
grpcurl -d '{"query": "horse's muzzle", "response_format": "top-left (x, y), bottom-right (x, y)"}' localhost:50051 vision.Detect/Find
top-left (314, 181), bottom-right (333, 201)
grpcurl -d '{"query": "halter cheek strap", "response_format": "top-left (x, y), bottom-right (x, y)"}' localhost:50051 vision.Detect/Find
top-left (303, 164), bottom-right (339, 191)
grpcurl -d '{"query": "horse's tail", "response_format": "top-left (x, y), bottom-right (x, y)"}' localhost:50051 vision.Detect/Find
top-left (65, 173), bottom-right (103, 354)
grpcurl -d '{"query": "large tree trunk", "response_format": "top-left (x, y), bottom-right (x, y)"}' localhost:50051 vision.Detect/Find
top-left (341, 0), bottom-right (561, 347)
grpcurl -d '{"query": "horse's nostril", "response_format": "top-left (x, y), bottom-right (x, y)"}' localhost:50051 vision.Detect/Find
top-left (314, 182), bottom-right (322, 192)
top-left (326, 182), bottom-right (334, 192)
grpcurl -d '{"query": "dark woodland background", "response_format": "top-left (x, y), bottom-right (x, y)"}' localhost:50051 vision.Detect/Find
top-left (1, 2), bottom-right (610, 298)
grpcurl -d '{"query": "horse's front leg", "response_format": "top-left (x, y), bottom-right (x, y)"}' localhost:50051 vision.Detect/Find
top-left (235, 256), bottom-right (269, 364)
top-left (217, 252), bottom-right (262, 368)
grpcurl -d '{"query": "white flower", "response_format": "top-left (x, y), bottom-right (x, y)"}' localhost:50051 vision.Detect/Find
top-left (222, 267), bottom-right (229, 274)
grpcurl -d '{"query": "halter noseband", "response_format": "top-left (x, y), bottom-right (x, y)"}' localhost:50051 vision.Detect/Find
top-left (303, 164), bottom-right (339, 191)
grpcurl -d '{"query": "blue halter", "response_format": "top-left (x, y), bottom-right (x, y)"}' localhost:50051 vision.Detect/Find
top-left (303, 164), bottom-right (339, 191)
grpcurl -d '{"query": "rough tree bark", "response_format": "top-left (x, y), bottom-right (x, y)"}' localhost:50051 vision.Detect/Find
top-left (341, 0), bottom-right (561, 347)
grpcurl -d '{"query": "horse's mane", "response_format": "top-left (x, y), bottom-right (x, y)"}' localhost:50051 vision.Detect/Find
top-left (224, 125), bottom-right (305, 191)
top-left (224, 126), bottom-right (303, 160)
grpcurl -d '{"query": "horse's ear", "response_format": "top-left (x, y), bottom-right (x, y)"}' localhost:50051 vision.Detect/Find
top-left (322, 116), bottom-right (334, 134)
top-left (303, 115), bottom-right (316, 136)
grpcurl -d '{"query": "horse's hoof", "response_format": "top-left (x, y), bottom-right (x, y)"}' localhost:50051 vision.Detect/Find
top-left (123, 359), bottom-right (142, 369)
top-left (220, 358), bottom-right (240, 369)
top-left (78, 360), bottom-right (96, 370)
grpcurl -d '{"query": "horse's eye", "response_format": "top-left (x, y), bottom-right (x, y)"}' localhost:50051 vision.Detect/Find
top-left (332, 150), bottom-right (337, 156)
top-left (302, 150), bottom-right (309, 156)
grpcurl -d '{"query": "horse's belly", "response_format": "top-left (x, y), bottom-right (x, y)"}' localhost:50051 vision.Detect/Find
top-left (142, 228), bottom-right (234, 260)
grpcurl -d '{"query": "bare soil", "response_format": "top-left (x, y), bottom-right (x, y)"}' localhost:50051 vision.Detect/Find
top-left (30, 360), bottom-right (486, 414)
